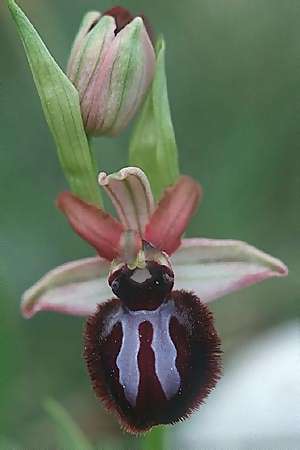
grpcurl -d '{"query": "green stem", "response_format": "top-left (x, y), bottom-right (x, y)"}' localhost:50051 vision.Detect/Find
top-left (141, 426), bottom-right (166, 450)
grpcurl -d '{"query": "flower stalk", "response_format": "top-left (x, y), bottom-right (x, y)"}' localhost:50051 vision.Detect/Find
top-left (141, 426), bottom-right (166, 450)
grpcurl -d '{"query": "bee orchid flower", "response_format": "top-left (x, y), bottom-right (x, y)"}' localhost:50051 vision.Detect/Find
top-left (22, 167), bottom-right (287, 433)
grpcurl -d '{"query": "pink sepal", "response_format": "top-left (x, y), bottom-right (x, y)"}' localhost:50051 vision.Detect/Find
top-left (172, 238), bottom-right (288, 303)
top-left (21, 257), bottom-right (110, 318)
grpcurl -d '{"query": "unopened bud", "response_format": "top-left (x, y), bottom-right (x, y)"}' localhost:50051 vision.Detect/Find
top-left (67, 7), bottom-right (155, 137)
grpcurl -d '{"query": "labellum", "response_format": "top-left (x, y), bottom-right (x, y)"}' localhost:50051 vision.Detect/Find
top-left (84, 242), bottom-right (221, 433)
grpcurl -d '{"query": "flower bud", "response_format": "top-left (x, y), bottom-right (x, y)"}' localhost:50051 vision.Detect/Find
top-left (67, 7), bottom-right (156, 137)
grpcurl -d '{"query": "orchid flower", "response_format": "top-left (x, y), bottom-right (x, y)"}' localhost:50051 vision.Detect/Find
top-left (22, 167), bottom-right (287, 319)
top-left (21, 167), bottom-right (287, 433)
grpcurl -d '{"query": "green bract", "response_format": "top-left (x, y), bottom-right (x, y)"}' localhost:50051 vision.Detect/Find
top-left (129, 37), bottom-right (179, 199)
top-left (7, 0), bottom-right (101, 205)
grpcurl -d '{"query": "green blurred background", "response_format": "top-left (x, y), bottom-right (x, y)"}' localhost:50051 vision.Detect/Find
top-left (1, 0), bottom-right (299, 448)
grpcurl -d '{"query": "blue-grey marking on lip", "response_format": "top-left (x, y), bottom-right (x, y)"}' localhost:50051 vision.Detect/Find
top-left (115, 301), bottom-right (181, 406)
top-left (116, 318), bottom-right (140, 406)
top-left (151, 303), bottom-right (181, 399)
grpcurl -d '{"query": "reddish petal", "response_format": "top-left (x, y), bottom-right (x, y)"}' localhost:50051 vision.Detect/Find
top-left (144, 176), bottom-right (202, 255)
top-left (57, 192), bottom-right (124, 261)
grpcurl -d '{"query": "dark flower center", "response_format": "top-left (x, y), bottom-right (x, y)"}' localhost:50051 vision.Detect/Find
top-left (109, 261), bottom-right (174, 311)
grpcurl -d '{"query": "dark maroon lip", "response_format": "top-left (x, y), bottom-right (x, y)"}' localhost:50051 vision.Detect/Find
top-left (103, 6), bottom-right (154, 44)
top-left (84, 291), bottom-right (222, 434)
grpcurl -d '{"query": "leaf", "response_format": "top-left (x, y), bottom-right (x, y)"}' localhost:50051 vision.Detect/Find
top-left (45, 398), bottom-right (93, 450)
top-left (7, 0), bottom-right (101, 205)
top-left (129, 36), bottom-right (179, 199)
